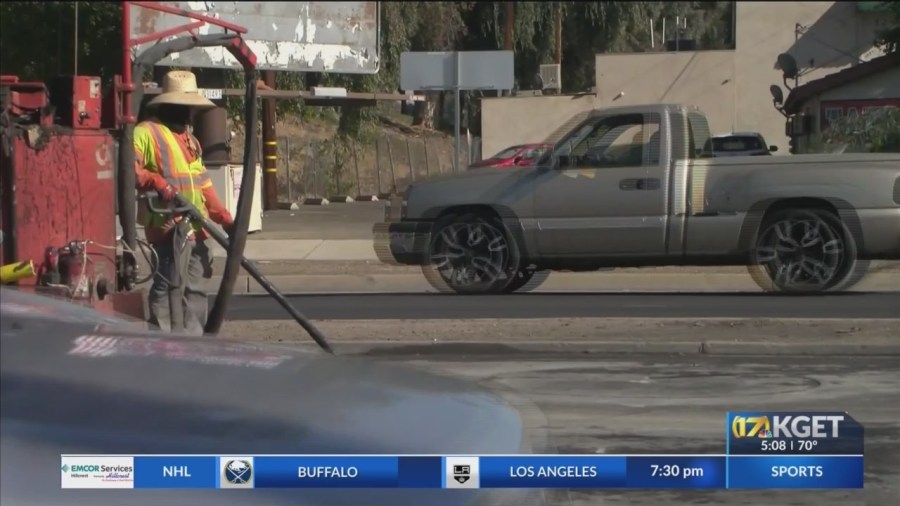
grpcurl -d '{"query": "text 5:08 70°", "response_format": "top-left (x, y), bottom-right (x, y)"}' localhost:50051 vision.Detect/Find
top-left (761, 440), bottom-right (819, 452)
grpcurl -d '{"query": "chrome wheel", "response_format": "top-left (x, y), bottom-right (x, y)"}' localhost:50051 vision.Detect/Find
top-left (750, 209), bottom-right (856, 293)
top-left (424, 214), bottom-right (518, 294)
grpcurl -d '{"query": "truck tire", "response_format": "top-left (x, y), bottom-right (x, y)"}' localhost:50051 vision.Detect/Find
top-left (503, 268), bottom-right (550, 293)
top-left (748, 208), bottom-right (863, 294)
top-left (422, 212), bottom-right (521, 294)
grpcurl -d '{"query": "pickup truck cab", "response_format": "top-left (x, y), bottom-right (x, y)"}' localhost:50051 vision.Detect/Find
top-left (373, 104), bottom-right (900, 294)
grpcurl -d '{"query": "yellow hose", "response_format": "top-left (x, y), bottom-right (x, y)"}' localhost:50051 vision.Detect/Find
top-left (0, 260), bottom-right (35, 284)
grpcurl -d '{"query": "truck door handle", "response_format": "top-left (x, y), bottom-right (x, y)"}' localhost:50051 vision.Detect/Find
top-left (619, 178), bottom-right (660, 191)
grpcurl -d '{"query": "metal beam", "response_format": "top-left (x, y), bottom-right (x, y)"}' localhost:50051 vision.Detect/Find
top-left (141, 87), bottom-right (425, 102)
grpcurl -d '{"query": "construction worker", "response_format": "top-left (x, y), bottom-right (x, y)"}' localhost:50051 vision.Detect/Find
top-left (134, 70), bottom-right (234, 335)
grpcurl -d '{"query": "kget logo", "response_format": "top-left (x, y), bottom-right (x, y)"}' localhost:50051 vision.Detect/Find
top-left (731, 414), bottom-right (845, 439)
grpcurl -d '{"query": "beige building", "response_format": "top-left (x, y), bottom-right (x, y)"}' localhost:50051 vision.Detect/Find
top-left (480, 1), bottom-right (889, 158)
top-left (781, 51), bottom-right (900, 153)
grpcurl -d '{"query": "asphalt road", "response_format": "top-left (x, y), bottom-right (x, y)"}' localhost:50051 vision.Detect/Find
top-left (367, 352), bottom-right (900, 506)
top-left (225, 291), bottom-right (900, 320)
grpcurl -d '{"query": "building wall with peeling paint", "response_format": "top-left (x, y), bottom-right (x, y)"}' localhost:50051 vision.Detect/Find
top-left (131, 1), bottom-right (379, 74)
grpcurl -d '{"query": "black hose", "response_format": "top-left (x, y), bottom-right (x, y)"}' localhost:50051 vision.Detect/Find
top-left (170, 195), bottom-right (333, 353)
top-left (204, 69), bottom-right (258, 336)
top-left (118, 117), bottom-right (137, 291)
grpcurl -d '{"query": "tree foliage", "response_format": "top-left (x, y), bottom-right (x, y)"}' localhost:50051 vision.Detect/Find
top-left (817, 108), bottom-right (900, 153)
top-left (874, 1), bottom-right (900, 53)
top-left (0, 1), bottom-right (122, 81)
top-left (1, 0), bottom-right (736, 135)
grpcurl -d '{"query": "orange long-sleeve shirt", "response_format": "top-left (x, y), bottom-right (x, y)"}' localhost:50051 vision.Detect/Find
top-left (134, 125), bottom-right (233, 243)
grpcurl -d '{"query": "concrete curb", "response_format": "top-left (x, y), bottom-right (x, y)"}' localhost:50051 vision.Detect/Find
top-left (210, 271), bottom-right (900, 294)
top-left (326, 195), bottom-right (355, 203)
top-left (260, 339), bottom-right (900, 357)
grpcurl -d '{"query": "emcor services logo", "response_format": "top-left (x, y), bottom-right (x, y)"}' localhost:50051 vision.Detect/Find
top-left (60, 456), bottom-right (135, 489)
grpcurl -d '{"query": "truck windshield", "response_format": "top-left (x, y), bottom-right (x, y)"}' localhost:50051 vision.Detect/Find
top-left (712, 136), bottom-right (765, 152)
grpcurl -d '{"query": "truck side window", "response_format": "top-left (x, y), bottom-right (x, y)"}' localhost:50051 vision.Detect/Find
top-left (687, 111), bottom-right (714, 158)
top-left (567, 113), bottom-right (661, 168)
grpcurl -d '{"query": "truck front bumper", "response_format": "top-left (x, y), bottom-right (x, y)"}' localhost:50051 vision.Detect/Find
top-left (372, 198), bottom-right (433, 265)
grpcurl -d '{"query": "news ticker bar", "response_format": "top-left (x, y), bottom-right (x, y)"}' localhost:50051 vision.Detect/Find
top-left (60, 455), bottom-right (864, 490)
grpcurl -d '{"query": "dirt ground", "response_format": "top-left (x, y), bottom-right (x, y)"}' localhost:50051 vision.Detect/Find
top-left (222, 317), bottom-right (900, 353)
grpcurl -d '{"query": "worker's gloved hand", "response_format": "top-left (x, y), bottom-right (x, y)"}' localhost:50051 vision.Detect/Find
top-left (159, 185), bottom-right (178, 202)
top-left (222, 222), bottom-right (235, 238)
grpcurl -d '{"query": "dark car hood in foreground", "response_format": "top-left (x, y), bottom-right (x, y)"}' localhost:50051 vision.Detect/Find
top-left (0, 288), bottom-right (549, 506)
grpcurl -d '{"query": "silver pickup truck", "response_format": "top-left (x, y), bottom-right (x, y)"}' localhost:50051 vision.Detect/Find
top-left (373, 104), bottom-right (900, 294)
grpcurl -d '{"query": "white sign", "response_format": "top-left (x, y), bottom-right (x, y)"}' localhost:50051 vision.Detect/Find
top-left (201, 88), bottom-right (223, 100)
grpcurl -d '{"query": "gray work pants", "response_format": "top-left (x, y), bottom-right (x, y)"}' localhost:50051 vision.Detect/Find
top-left (148, 237), bottom-right (213, 335)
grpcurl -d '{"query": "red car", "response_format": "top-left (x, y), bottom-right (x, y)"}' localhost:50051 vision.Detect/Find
top-left (470, 143), bottom-right (553, 169)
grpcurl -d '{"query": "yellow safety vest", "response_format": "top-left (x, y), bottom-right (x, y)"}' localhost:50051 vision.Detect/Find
top-left (134, 121), bottom-right (212, 232)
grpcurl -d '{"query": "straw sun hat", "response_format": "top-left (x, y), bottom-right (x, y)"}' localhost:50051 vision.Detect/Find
top-left (147, 70), bottom-right (216, 109)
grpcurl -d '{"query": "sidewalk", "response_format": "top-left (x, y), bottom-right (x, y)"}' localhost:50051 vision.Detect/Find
top-left (211, 239), bottom-right (377, 261)
top-left (205, 258), bottom-right (900, 294)
top-left (192, 209), bottom-right (899, 292)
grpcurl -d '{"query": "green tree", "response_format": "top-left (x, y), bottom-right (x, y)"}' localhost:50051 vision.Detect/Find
top-left (0, 0), bottom-right (738, 140)
top-left (817, 108), bottom-right (900, 153)
top-left (1, 1), bottom-right (122, 81)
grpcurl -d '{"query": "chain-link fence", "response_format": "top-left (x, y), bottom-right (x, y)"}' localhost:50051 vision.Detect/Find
top-left (272, 134), bottom-right (481, 203)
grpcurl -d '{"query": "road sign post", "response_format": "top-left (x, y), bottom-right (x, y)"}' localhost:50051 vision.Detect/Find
top-left (401, 51), bottom-right (514, 173)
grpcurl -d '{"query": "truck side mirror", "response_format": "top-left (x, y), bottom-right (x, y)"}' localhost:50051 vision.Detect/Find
top-left (769, 145), bottom-right (778, 152)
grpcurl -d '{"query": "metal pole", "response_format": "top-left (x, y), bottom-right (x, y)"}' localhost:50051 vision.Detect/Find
top-left (676, 16), bottom-right (680, 52)
top-left (334, 144), bottom-right (342, 194)
top-left (375, 139), bottom-right (382, 196)
top-left (353, 143), bottom-right (361, 196)
top-left (662, 18), bottom-right (666, 47)
top-left (454, 52), bottom-right (461, 173)
top-left (73, 1), bottom-right (79, 75)
top-left (262, 70), bottom-right (278, 210)
top-left (423, 138), bottom-right (430, 176)
top-left (313, 144), bottom-right (320, 198)
top-left (286, 137), bottom-right (293, 204)
top-left (387, 140), bottom-right (397, 193)
top-left (504, 2), bottom-right (514, 51)
top-left (555, 3), bottom-right (563, 63)
top-left (406, 139), bottom-right (415, 181)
